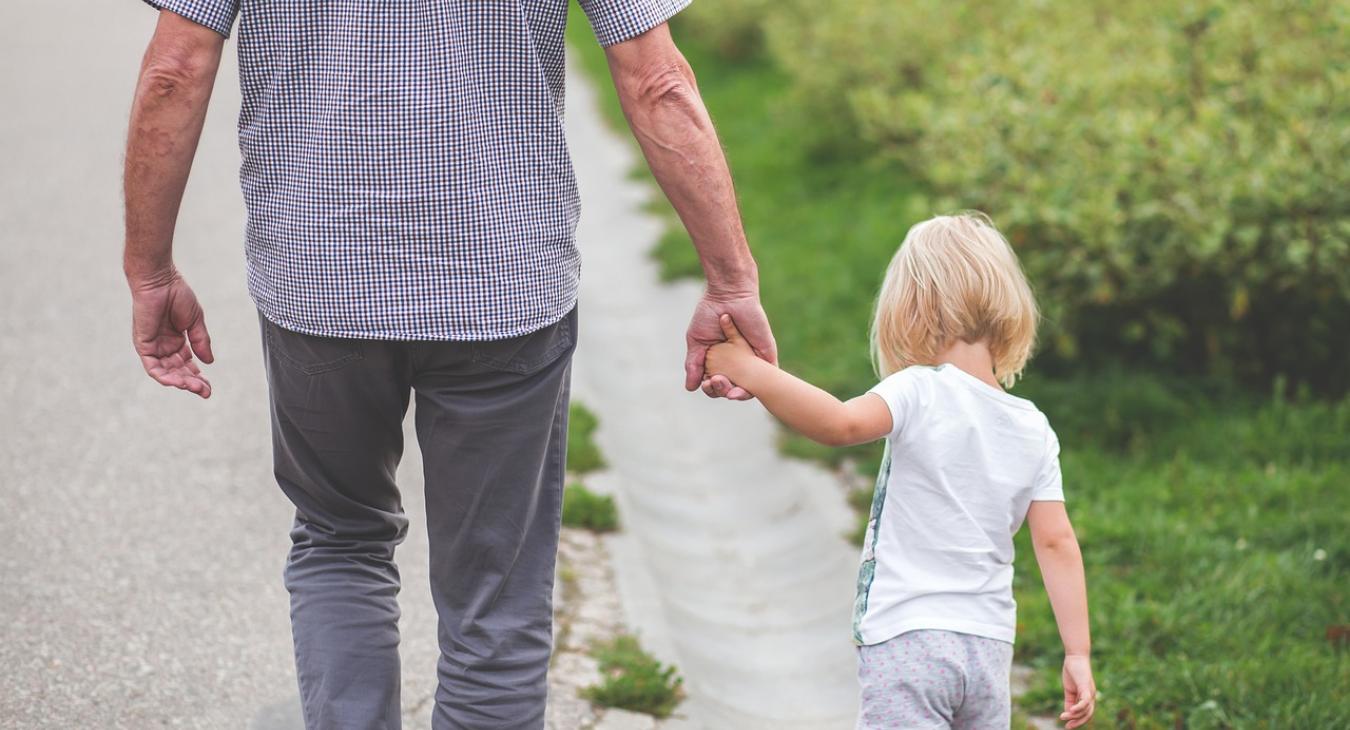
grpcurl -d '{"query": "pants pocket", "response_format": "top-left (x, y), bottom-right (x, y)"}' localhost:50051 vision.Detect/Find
top-left (470, 308), bottom-right (575, 375)
top-left (263, 318), bottom-right (365, 376)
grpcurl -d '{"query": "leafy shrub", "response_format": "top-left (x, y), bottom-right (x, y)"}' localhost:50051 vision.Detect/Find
top-left (582, 635), bottom-right (684, 718)
top-left (755, 1), bottom-right (1350, 392)
top-left (567, 402), bottom-right (606, 474)
top-left (677, 0), bottom-right (777, 60)
top-left (561, 484), bottom-right (619, 532)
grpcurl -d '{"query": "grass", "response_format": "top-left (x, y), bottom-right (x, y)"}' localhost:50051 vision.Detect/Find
top-left (567, 401), bottom-right (606, 475)
top-left (568, 15), bottom-right (1349, 728)
top-left (582, 635), bottom-right (685, 718)
top-left (562, 484), bottom-right (620, 533)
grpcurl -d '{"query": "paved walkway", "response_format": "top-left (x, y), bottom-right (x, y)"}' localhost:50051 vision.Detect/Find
top-left (566, 56), bottom-right (859, 730)
top-left (0, 3), bottom-right (858, 727)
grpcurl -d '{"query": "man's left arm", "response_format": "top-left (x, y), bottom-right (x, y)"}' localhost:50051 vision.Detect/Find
top-left (600, 22), bottom-right (776, 400)
top-left (123, 10), bottom-right (226, 398)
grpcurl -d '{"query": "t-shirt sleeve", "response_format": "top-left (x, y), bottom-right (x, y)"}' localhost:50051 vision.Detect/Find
top-left (867, 368), bottom-right (922, 441)
top-left (1031, 426), bottom-right (1065, 502)
top-left (140, 0), bottom-right (240, 38)
top-left (577, 0), bottom-right (693, 47)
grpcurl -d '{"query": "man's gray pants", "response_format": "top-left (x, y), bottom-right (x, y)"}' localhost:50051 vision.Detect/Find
top-left (259, 308), bottom-right (576, 730)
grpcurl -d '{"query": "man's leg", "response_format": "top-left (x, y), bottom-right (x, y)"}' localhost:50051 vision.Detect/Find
top-left (412, 309), bottom-right (575, 729)
top-left (260, 315), bottom-right (413, 730)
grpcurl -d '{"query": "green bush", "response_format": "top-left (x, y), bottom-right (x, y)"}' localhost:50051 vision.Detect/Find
top-left (677, 0), bottom-right (776, 60)
top-left (583, 635), bottom-right (684, 718)
top-left (570, 16), bottom-right (1350, 725)
top-left (561, 484), bottom-right (620, 533)
top-left (728, 1), bottom-right (1350, 392)
top-left (567, 402), bottom-right (606, 475)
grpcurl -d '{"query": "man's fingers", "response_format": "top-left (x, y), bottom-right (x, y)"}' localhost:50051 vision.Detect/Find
top-left (185, 375), bottom-right (212, 399)
top-left (684, 343), bottom-right (706, 392)
top-left (187, 316), bottom-right (214, 364)
top-left (752, 331), bottom-right (778, 366)
top-left (703, 374), bottom-right (732, 398)
top-left (142, 355), bottom-right (212, 399)
top-left (725, 386), bottom-right (753, 400)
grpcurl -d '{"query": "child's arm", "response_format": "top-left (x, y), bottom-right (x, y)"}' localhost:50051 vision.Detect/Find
top-left (705, 315), bottom-right (892, 447)
top-left (1027, 501), bottom-right (1096, 729)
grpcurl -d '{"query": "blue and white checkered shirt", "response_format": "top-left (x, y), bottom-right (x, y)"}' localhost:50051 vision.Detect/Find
top-left (141, 0), bottom-right (691, 340)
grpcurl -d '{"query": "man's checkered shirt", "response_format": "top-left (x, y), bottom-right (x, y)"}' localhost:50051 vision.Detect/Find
top-left (142, 0), bottom-right (691, 340)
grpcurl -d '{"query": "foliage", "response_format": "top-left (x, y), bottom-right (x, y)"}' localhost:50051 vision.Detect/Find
top-left (677, 0), bottom-right (776, 60)
top-left (568, 17), bottom-right (1350, 724)
top-left (691, 0), bottom-right (1350, 392)
top-left (582, 635), bottom-right (685, 718)
top-left (562, 484), bottom-right (620, 533)
top-left (1011, 393), bottom-right (1350, 728)
top-left (567, 402), bottom-right (606, 475)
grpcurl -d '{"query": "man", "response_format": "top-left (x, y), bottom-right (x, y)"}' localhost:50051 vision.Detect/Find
top-left (123, 1), bottom-right (773, 727)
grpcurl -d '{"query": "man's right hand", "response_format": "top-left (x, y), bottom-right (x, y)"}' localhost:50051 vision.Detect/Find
top-left (129, 269), bottom-right (214, 399)
top-left (686, 290), bottom-right (776, 401)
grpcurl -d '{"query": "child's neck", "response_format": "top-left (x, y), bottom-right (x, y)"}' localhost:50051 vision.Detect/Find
top-left (936, 340), bottom-right (1002, 391)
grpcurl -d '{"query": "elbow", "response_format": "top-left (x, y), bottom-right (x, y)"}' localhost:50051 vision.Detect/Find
top-left (139, 41), bottom-right (217, 100)
top-left (1034, 529), bottom-right (1080, 554)
top-left (815, 432), bottom-right (851, 449)
top-left (624, 59), bottom-right (701, 121)
top-left (816, 420), bottom-right (869, 449)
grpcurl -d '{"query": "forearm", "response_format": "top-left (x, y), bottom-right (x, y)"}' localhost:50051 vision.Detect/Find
top-left (608, 34), bottom-right (756, 293)
top-left (1035, 537), bottom-right (1092, 656)
top-left (124, 18), bottom-right (222, 283)
top-left (729, 360), bottom-right (865, 446)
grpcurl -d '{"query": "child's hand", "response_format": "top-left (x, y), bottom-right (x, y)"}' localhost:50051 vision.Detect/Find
top-left (705, 314), bottom-right (760, 386)
top-left (1060, 654), bottom-right (1096, 728)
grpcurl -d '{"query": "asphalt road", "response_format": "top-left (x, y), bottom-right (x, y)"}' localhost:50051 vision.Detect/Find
top-left (0, 3), bottom-right (441, 728)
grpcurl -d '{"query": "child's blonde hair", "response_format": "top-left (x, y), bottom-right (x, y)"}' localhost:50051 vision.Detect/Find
top-left (871, 212), bottom-right (1038, 388)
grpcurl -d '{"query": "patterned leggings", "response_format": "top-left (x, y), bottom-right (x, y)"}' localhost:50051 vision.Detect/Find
top-left (856, 630), bottom-right (1014, 729)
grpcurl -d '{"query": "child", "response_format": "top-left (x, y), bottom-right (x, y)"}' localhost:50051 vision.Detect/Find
top-left (705, 213), bottom-right (1095, 729)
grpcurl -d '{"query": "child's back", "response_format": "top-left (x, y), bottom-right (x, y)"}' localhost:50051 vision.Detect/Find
top-left (857, 363), bottom-right (1062, 646)
top-left (704, 213), bottom-right (1095, 729)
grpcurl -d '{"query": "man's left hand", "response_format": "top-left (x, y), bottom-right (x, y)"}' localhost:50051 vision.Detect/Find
top-left (685, 291), bottom-right (776, 400)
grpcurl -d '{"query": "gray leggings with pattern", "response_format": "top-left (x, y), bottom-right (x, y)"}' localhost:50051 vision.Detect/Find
top-left (857, 629), bottom-right (1014, 729)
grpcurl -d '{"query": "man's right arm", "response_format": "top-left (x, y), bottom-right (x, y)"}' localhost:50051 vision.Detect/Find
top-left (124, 11), bottom-right (225, 398)
top-left (603, 23), bottom-right (776, 400)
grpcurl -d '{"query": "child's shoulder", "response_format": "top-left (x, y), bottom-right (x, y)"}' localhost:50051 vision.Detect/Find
top-left (879, 364), bottom-right (945, 386)
top-left (871, 364), bottom-right (942, 396)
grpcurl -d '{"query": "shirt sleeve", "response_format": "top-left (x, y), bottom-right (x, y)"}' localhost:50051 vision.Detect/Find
top-left (867, 368), bottom-right (922, 441)
top-left (1031, 427), bottom-right (1065, 502)
top-left (577, 0), bottom-right (693, 47)
top-left (140, 0), bottom-right (240, 38)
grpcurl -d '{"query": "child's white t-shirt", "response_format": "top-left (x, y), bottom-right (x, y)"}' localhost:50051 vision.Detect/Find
top-left (853, 364), bottom-right (1063, 646)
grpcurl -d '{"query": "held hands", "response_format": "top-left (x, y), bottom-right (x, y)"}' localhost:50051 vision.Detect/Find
top-left (704, 314), bottom-right (761, 390)
top-left (685, 291), bottom-right (775, 400)
top-left (128, 268), bottom-right (214, 399)
top-left (1060, 654), bottom-right (1097, 729)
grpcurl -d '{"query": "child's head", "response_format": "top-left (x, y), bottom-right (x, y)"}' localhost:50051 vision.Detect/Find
top-left (871, 212), bottom-right (1038, 387)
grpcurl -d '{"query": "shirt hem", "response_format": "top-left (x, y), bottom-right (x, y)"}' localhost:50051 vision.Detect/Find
top-left (252, 296), bottom-right (578, 342)
top-left (857, 616), bottom-right (1015, 646)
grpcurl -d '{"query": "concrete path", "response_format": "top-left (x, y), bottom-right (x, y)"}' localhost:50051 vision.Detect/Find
top-left (565, 58), bottom-right (860, 730)
top-left (0, 2), bottom-right (858, 727)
